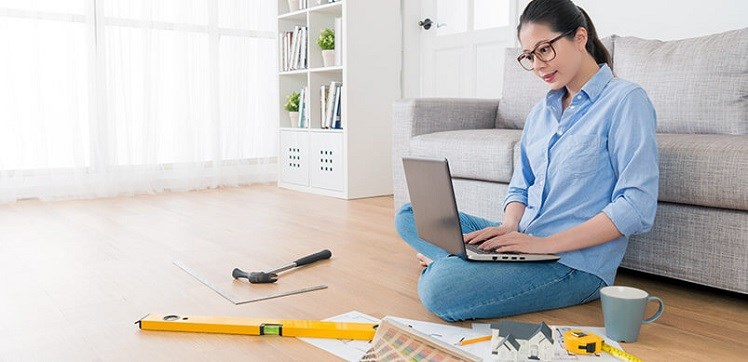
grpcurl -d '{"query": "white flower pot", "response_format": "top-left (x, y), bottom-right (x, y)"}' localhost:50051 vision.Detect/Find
top-left (321, 49), bottom-right (336, 67)
top-left (287, 0), bottom-right (300, 12)
top-left (288, 111), bottom-right (299, 127)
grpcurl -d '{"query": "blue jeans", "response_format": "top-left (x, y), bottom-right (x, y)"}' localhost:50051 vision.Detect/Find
top-left (395, 203), bottom-right (605, 322)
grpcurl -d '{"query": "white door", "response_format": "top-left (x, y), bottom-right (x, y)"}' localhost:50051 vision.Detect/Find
top-left (415, 0), bottom-right (518, 98)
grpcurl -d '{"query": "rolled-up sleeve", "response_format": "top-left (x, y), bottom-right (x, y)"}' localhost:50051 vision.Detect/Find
top-left (602, 88), bottom-right (659, 237)
top-left (504, 120), bottom-right (535, 211)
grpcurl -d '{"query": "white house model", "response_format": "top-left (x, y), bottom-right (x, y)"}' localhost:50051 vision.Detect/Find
top-left (490, 320), bottom-right (555, 361)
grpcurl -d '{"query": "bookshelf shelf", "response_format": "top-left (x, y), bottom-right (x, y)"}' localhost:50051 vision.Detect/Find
top-left (311, 2), bottom-right (342, 14)
top-left (280, 127), bottom-right (343, 133)
top-left (280, 69), bottom-right (309, 76)
top-left (308, 65), bottom-right (343, 73)
top-left (309, 128), bottom-right (344, 134)
top-left (278, 11), bottom-right (306, 22)
top-left (277, 0), bottom-right (400, 199)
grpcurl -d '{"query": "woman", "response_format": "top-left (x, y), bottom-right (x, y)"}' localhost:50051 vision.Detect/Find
top-left (395, 0), bottom-right (658, 322)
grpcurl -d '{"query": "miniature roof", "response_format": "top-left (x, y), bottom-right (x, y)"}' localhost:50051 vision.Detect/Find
top-left (492, 320), bottom-right (554, 344)
top-left (496, 335), bottom-right (521, 351)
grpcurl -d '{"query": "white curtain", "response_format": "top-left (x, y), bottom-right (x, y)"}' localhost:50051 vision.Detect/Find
top-left (0, 0), bottom-right (278, 203)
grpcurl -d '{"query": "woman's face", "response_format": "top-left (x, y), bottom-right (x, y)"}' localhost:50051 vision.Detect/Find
top-left (518, 22), bottom-right (584, 90)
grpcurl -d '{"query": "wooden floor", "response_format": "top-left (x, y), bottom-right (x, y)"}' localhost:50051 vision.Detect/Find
top-left (0, 184), bottom-right (745, 361)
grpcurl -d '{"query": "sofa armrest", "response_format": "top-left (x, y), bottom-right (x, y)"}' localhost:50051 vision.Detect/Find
top-left (392, 98), bottom-right (500, 209)
top-left (393, 98), bottom-right (500, 138)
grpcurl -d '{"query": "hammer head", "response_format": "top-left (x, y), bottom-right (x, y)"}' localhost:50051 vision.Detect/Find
top-left (232, 268), bottom-right (278, 283)
top-left (248, 272), bottom-right (278, 284)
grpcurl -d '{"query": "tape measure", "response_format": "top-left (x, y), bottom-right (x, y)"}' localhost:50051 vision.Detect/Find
top-left (563, 330), bottom-right (642, 362)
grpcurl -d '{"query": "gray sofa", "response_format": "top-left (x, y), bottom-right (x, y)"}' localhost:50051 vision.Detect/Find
top-left (392, 28), bottom-right (747, 294)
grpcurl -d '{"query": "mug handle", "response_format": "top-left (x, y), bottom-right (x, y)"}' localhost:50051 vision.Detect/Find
top-left (643, 296), bottom-right (665, 324)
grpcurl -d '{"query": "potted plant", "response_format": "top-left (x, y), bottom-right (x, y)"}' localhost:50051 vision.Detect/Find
top-left (284, 91), bottom-right (300, 126)
top-left (317, 28), bottom-right (335, 67)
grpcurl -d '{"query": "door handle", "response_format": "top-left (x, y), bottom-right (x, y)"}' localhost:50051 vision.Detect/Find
top-left (418, 18), bottom-right (433, 30)
top-left (418, 18), bottom-right (446, 31)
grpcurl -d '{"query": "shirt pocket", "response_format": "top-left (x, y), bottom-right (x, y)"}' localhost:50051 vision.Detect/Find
top-left (557, 134), bottom-right (605, 178)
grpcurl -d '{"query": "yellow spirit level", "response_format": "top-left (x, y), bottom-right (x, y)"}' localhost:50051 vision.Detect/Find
top-left (137, 313), bottom-right (377, 340)
top-left (563, 330), bottom-right (643, 362)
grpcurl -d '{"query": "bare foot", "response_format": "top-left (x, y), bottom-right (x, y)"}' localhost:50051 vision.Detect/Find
top-left (416, 253), bottom-right (432, 267)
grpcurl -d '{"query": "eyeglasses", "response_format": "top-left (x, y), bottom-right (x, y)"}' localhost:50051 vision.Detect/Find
top-left (517, 32), bottom-right (571, 71)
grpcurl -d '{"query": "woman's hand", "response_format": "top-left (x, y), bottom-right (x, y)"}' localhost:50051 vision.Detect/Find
top-left (467, 229), bottom-right (555, 255)
top-left (463, 225), bottom-right (517, 245)
top-left (487, 231), bottom-right (553, 254)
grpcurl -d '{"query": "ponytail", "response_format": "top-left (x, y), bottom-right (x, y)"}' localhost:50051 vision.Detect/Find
top-left (577, 7), bottom-right (611, 68)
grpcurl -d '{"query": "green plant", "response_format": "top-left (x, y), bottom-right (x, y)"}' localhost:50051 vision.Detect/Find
top-left (317, 28), bottom-right (335, 50)
top-left (284, 91), bottom-right (300, 112)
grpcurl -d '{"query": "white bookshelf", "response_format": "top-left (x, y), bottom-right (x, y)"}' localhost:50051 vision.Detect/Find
top-left (277, 0), bottom-right (400, 199)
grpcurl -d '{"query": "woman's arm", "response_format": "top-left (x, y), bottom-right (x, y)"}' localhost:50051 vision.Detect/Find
top-left (545, 212), bottom-right (621, 253)
top-left (477, 213), bottom-right (621, 254)
top-left (600, 88), bottom-right (659, 238)
top-left (502, 201), bottom-right (526, 230)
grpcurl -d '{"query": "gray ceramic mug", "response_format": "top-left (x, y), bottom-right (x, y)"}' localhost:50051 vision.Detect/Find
top-left (600, 286), bottom-right (664, 342)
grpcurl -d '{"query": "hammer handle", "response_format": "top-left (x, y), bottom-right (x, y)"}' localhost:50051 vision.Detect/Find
top-left (294, 249), bottom-right (332, 267)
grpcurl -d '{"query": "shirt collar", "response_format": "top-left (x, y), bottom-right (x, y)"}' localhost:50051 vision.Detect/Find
top-left (582, 64), bottom-right (614, 102)
top-left (545, 64), bottom-right (614, 105)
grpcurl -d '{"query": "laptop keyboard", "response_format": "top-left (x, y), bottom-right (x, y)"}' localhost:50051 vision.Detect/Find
top-left (466, 243), bottom-right (522, 255)
top-left (466, 243), bottom-right (495, 254)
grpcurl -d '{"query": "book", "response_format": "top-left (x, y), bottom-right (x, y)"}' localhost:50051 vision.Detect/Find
top-left (280, 32), bottom-right (289, 71)
top-left (320, 85), bottom-right (329, 129)
top-left (282, 30), bottom-right (298, 71)
top-left (325, 81), bottom-right (338, 129)
top-left (284, 32), bottom-right (292, 70)
top-left (325, 84), bottom-right (332, 129)
top-left (297, 86), bottom-right (305, 128)
top-left (289, 26), bottom-right (299, 70)
top-left (303, 85), bottom-right (310, 128)
top-left (283, 26), bottom-right (308, 70)
top-left (294, 27), bottom-right (301, 69)
top-left (332, 83), bottom-right (342, 129)
top-left (299, 26), bottom-right (307, 69)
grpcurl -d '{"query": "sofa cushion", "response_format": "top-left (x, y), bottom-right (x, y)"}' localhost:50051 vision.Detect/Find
top-left (497, 36), bottom-right (615, 130)
top-left (409, 129), bottom-right (522, 183)
top-left (658, 134), bottom-right (748, 210)
top-left (613, 28), bottom-right (748, 135)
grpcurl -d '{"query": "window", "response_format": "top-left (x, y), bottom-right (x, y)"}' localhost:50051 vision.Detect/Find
top-left (0, 0), bottom-right (277, 201)
top-left (435, 0), bottom-right (510, 36)
top-left (474, 0), bottom-right (509, 30)
top-left (0, 1), bottom-right (89, 170)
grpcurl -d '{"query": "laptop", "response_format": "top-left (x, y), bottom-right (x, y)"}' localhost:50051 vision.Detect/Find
top-left (402, 156), bottom-right (560, 262)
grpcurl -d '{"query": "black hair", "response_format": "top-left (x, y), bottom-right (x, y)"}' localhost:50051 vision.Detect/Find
top-left (517, 0), bottom-right (611, 68)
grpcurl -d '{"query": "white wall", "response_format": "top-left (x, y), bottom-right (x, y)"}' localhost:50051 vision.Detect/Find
top-left (527, 0), bottom-right (748, 41)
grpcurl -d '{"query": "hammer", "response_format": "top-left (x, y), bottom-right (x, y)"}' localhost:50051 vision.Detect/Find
top-left (232, 249), bottom-right (332, 284)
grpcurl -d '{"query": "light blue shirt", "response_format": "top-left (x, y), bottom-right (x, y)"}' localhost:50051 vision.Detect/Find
top-left (504, 64), bottom-right (658, 286)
